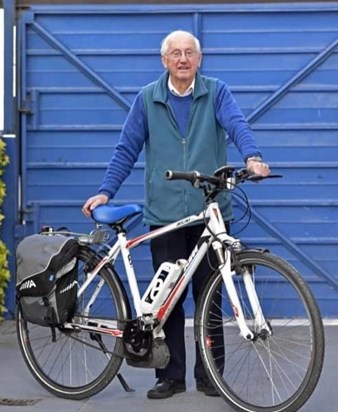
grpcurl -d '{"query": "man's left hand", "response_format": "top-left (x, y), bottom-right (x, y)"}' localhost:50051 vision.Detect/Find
top-left (246, 159), bottom-right (270, 177)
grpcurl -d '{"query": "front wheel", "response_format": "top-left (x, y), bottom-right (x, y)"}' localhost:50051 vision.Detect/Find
top-left (16, 246), bottom-right (130, 400)
top-left (195, 250), bottom-right (325, 412)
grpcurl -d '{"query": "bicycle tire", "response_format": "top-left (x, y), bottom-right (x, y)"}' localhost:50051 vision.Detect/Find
top-left (16, 246), bottom-right (130, 400)
top-left (195, 250), bottom-right (325, 412)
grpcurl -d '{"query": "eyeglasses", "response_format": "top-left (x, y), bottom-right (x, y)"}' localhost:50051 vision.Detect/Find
top-left (166, 49), bottom-right (198, 60)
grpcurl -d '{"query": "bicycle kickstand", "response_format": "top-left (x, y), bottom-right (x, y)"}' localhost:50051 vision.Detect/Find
top-left (117, 373), bottom-right (135, 392)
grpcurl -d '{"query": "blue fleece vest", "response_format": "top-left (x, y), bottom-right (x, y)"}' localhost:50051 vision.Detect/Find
top-left (141, 71), bottom-right (232, 225)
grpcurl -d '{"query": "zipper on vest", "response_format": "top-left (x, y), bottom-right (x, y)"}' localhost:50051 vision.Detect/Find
top-left (182, 137), bottom-right (187, 170)
top-left (182, 137), bottom-right (188, 214)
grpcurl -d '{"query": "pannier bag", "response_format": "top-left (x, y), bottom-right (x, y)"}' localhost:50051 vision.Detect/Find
top-left (16, 234), bottom-right (80, 327)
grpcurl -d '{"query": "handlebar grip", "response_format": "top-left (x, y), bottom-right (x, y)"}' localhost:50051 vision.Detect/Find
top-left (165, 170), bottom-right (200, 184)
top-left (247, 173), bottom-right (283, 182)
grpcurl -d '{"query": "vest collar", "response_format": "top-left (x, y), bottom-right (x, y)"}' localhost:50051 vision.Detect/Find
top-left (153, 71), bottom-right (208, 103)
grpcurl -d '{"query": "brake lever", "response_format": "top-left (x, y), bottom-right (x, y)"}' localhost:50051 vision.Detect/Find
top-left (235, 168), bottom-right (252, 183)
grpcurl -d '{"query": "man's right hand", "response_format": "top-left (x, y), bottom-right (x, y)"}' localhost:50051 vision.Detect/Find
top-left (82, 194), bottom-right (109, 217)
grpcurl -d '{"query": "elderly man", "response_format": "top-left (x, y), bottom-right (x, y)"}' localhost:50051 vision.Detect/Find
top-left (83, 30), bottom-right (269, 399)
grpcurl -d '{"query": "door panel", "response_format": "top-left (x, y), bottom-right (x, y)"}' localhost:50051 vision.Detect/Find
top-left (14, 3), bottom-right (338, 316)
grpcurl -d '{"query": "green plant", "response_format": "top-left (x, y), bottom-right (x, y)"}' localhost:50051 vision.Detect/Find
top-left (0, 138), bottom-right (10, 322)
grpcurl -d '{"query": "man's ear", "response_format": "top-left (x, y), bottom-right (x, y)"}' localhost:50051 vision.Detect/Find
top-left (161, 55), bottom-right (168, 69)
top-left (198, 53), bottom-right (202, 68)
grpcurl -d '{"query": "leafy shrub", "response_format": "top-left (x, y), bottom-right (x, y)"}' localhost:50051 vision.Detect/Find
top-left (0, 138), bottom-right (10, 322)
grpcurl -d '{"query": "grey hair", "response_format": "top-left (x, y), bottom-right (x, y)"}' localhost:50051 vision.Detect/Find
top-left (160, 30), bottom-right (201, 56)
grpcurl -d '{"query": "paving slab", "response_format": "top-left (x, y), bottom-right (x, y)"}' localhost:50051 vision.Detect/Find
top-left (0, 320), bottom-right (336, 412)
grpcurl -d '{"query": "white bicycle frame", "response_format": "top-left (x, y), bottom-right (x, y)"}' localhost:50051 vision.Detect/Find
top-left (77, 200), bottom-right (270, 341)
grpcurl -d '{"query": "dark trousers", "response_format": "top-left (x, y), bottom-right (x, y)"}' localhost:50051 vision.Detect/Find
top-left (150, 223), bottom-right (227, 381)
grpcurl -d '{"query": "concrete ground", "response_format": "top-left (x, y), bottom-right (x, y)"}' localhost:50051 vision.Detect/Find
top-left (0, 320), bottom-right (336, 412)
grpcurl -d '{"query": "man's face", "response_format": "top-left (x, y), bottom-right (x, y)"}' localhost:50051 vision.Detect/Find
top-left (161, 34), bottom-right (202, 84)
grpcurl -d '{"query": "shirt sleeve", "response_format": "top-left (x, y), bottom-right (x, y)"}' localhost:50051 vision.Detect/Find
top-left (98, 91), bottom-right (148, 199)
top-left (215, 80), bottom-right (262, 162)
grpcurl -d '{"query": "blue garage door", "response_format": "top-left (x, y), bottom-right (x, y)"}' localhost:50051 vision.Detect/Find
top-left (14, 2), bottom-right (338, 316)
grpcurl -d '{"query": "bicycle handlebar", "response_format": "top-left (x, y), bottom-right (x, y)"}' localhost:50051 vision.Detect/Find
top-left (165, 169), bottom-right (221, 188)
top-left (165, 167), bottom-right (282, 190)
top-left (165, 170), bottom-right (200, 184)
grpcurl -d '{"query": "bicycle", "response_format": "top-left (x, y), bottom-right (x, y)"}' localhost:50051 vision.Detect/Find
top-left (16, 165), bottom-right (325, 412)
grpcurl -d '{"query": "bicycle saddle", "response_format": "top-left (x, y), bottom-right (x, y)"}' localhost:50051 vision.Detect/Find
top-left (91, 204), bottom-right (143, 225)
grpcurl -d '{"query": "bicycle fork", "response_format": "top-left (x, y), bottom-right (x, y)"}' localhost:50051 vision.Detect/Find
top-left (218, 249), bottom-right (272, 341)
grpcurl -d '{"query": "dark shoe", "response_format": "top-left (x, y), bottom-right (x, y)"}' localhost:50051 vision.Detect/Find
top-left (147, 378), bottom-right (186, 399)
top-left (196, 377), bottom-right (220, 397)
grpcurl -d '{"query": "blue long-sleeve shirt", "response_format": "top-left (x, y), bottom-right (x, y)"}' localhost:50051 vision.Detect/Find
top-left (99, 71), bottom-right (261, 225)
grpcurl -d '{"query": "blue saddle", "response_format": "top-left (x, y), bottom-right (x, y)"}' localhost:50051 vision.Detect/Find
top-left (91, 204), bottom-right (143, 225)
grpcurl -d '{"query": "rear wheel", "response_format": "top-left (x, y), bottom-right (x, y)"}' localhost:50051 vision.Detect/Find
top-left (196, 250), bottom-right (325, 412)
top-left (16, 247), bottom-right (129, 399)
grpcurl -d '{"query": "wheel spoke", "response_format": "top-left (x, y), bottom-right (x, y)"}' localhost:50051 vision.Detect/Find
top-left (197, 251), bottom-right (324, 411)
top-left (16, 248), bottom-right (127, 399)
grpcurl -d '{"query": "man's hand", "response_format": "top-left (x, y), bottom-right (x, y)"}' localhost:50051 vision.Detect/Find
top-left (246, 159), bottom-right (270, 177)
top-left (82, 194), bottom-right (109, 217)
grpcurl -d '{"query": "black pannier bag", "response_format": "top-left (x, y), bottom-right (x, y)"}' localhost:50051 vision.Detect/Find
top-left (16, 234), bottom-right (80, 327)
